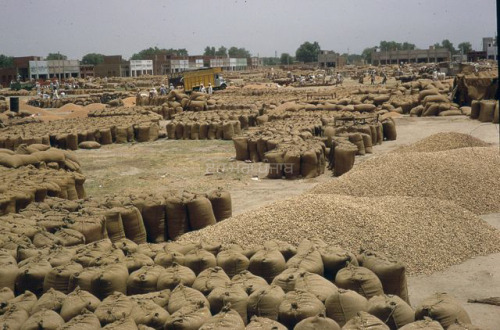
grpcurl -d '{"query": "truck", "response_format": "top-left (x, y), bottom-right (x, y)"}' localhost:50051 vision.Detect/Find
top-left (169, 67), bottom-right (227, 93)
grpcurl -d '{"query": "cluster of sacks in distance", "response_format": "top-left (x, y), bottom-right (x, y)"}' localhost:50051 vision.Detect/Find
top-left (0, 113), bottom-right (162, 150)
top-left (0, 235), bottom-right (475, 329)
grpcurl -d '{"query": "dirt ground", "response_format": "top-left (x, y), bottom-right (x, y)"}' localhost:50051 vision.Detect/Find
top-left (77, 116), bottom-right (500, 328)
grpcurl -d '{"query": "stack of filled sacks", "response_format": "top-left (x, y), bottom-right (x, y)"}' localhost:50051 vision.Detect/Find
top-left (0, 237), bottom-right (477, 329)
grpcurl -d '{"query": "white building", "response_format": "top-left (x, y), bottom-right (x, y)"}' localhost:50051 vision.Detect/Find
top-left (29, 60), bottom-right (80, 80)
top-left (130, 60), bottom-right (153, 77)
top-left (209, 58), bottom-right (247, 71)
top-left (483, 37), bottom-right (498, 60)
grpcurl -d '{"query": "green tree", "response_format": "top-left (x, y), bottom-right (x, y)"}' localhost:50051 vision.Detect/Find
top-left (457, 42), bottom-right (472, 54)
top-left (262, 57), bottom-right (280, 66)
top-left (131, 47), bottom-right (188, 60)
top-left (440, 39), bottom-right (456, 54)
top-left (215, 46), bottom-right (227, 57)
top-left (0, 54), bottom-right (14, 68)
top-left (81, 53), bottom-right (104, 65)
top-left (362, 47), bottom-right (377, 64)
top-left (204, 46), bottom-right (216, 56)
top-left (295, 41), bottom-right (321, 63)
top-left (280, 53), bottom-right (293, 65)
top-left (228, 47), bottom-right (251, 58)
top-left (401, 42), bottom-right (416, 50)
top-left (47, 53), bottom-right (67, 60)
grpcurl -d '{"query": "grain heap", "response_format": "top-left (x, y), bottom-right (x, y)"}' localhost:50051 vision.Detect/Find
top-left (312, 146), bottom-right (499, 214)
top-left (179, 194), bottom-right (500, 274)
top-left (393, 132), bottom-right (491, 153)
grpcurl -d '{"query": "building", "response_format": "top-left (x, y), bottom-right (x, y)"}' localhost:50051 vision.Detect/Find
top-left (14, 56), bottom-right (43, 80)
top-left (209, 58), bottom-right (247, 71)
top-left (0, 68), bottom-right (17, 87)
top-left (249, 57), bottom-right (263, 69)
top-left (28, 60), bottom-right (80, 80)
top-left (318, 50), bottom-right (344, 68)
top-left (130, 60), bottom-right (153, 77)
top-left (94, 55), bottom-right (130, 77)
top-left (483, 37), bottom-right (498, 60)
top-left (371, 46), bottom-right (451, 65)
top-left (80, 65), bottom-right (94, 78)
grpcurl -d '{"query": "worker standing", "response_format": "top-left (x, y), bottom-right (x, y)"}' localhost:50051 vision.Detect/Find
top-left (200, 84), bottom-right (206, 93)
top-left (169, 83), bottom-right (175, 93)
top-left (381, 72), bottom-right (387, 85)
top-left (336, 73), bottom-right (342, 86)
top-left (370, 71), bottom-right (376, 85)
top-left (207, 83), bottom-right (213, 95)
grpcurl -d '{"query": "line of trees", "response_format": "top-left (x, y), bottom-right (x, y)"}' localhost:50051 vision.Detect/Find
top-left (0, 37), bottom-right (480, 70)
top-left (130, 47), bottom-right (188, 60)
top-left (203, 46), bottom-right (251, 58)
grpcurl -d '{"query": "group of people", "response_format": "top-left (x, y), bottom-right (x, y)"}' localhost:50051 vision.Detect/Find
top-left (158, 83), bottom-right (175, 96)
top-left (198, 83), bottom-right (213, 95)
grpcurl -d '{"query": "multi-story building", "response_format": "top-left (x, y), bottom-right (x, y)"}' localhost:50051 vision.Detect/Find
top-left (318, 50), bottom-right (344, 68)
top-left (80, 65), bottom-right (94, 78)
top-left (209, 58), bottom-right (247, 71)
top-left (371, 46), bottom-right (451, 65)
top-left (28, 60), bottom-right (80, 80)
top-left (94, 55), bottom-right (130, 78)
top-left (130, 60), bottom-right (153, 76)
top-left (249, 57), bottom-right (263, 69)
top-left (483, 37), bottom-right (498, 60)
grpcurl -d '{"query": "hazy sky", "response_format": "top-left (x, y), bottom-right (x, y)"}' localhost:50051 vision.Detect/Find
top-left (0, 0), bottom-right (496, 59)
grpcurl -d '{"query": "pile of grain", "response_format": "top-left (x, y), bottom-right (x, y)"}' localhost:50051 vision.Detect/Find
top-left (83, 103), bottom-right (107, 111)
top-left (311, 146), bottom-right (500, 214)
top-left (394, 132), bottom-right (491, 153)
top-left (122, 96), bottom-right (136, 107)
top-left (179, 194), bottom-right (500, 274)
top-left (57, 103), bottom-right (83, 112)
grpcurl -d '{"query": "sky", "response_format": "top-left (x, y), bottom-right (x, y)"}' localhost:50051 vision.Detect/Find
top-left (0, 0), bottom-right (496, 59)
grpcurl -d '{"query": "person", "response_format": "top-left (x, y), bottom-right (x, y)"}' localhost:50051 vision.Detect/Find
top-left (52, 89), bottom-right (59, 100)
top-left (200, 84), bottom-right (206, 93)
top-left (159, 84), bottom-right (167, 95)
top-left (49, 81), bottom-right (54, 90)
top-left (370, 71), bottom-right (375, 85)
top-left (169, 83), bottom-right (175, 92)
top-left (358, 73), bottom-right (364, 84)
top-left (336, 73), bottom-right (342, 86)
top-left (432, 70), bottom-right (438, 81)
top-left (207, 83), bottom-right (213, 95)
top-left (381, 72), bottom-right (387, 85)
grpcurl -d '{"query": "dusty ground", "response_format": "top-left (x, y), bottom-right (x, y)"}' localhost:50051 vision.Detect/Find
top-left (77, 116), bottom-right (500, 328)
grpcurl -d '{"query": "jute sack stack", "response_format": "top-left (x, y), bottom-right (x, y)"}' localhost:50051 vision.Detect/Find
top-left (367, 294), bottom-right (415, 330)
top-left (335, 264), bottom-right (384, 300)
top-left (358, 250), bottom-right (409, 304)
top-left (415, 293), bottom-right (471, 329)
top-left (325, 289), bottom-right (368, 327)
top-left (294, 314), bottom-right (341, 330)
top-left (207, 284), bottom-right (248, 324)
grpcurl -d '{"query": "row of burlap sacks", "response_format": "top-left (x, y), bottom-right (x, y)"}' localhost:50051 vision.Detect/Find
top-left (0, 236), bottom-right (474, 329)
top-left (0, 114), bottom-right (162, 150)
top-left (232, 117), bottom-right (396, 179)
top-left (0, 166), bottom-right (86, 216)
top-left (1, 188), bottom-right (232, 246)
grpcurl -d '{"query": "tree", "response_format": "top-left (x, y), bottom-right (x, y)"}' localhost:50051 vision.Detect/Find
top-left (47, 53), bottom-right (67, 60)
top-left (440, 39), bottom-right (456, 54)
top-left (401, 42), bottom-right (416, 50)
top-left (81, 53), bottom-right (104, 65)
top-left (262, 57), bottom-right (280, 66)
top-left (457, 42), bottom-right (472, 54)
top-left (362, 47), bottom-right (377, 64)
top-left (280, 53), bottom-right (293, 65)
top-left (131, 47), bottom-right (188, 60)
top-left (341, 53), bottom-right (363, 65)
top-left (215, 46), bottom-right (227, 57)
top-left (204, 46), bottom-right (216, 56)
top-left (0, 54), bottom-right (14, 68)
top-left (228, 47), bottom-right (251, 58)
top-left (295, 41), bottom-right (321, 63)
